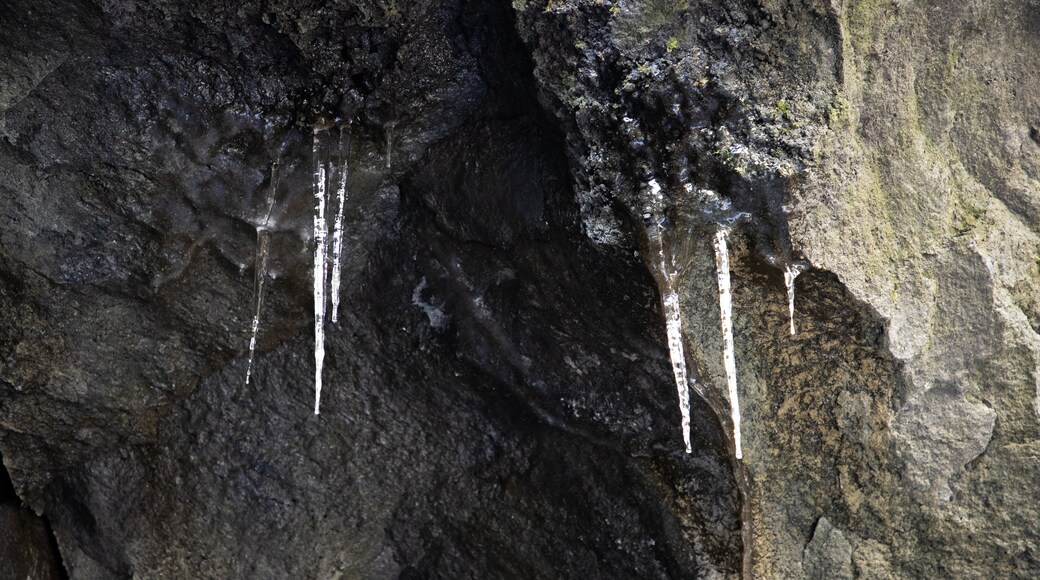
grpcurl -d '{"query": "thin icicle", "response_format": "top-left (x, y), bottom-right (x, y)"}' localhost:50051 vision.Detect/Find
top-left (245, 233), bottom-right (270, 385)
top-left (713, 228), bottom-right (743, 460)
top-left (645, 179), bottom-right (692, 453)
top-left (784, 265), bottom-right (802, 336)
top-left (245, 159), bottom-right (279, 385)
top-left (330, 132), bottom-right (349, 324)
top-left (313, 130), bottom-right (329, 415)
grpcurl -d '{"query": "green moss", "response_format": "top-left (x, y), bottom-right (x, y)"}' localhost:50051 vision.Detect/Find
top-left (827, 96), bottom-right (853, 129)
top-left (612, 0), bottom-right (688, 47)
top-left (640, 0), bottom-right (690, 27)
top-left (665, 37), bottom-right (679, 53)
top-left (950, 197), bottom-right (988, 237)
top-left (561, 72), bottom-right (576, 92)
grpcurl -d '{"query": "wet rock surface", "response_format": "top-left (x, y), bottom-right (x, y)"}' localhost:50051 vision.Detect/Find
top-left (1, 0), bottom-right (738, 577)
top-left (1, 0), bottom-right (1038, 578)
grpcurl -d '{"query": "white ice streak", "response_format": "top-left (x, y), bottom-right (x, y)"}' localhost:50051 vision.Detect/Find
top-left (645, 179), bottom-right (693, 453)
top-left (245, 160), bottom-right (279, 385)
top-left (329, 140), bottom-right (348, 324)
top-left (313, 131), bottom-right (329, 415)
top-left (784, 265), bottom-right (802, 336)
top-left (713, 228), bottom-right (742, 460)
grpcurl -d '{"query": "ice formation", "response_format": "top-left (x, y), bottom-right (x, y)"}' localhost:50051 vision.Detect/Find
top-left (313, 130), bottom-right (329, 415)
top-left (645, 179), bottom-right (693, 453)
top-left (330, 134), bottom-right (349, 324)
top-left (713, 228), bottom-right (743, 460)
top-left (784, 265), bottom-right (802, 336)
top-left (245, 159), bottom-right (279, 385)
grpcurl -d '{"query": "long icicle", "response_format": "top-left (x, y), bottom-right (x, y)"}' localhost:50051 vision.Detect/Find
top-left (646, 179), bottom-right (692, 453)
top-left (313, 129), bottom-right (329, 415)
top-left (245, 158), bottom-right (279, 385)
top-left (714, 228), bottom-right (742, 459)
top-left (784, 265), bottom-right (801, 336)
top-left (330, 129), bottom-right (349, 323)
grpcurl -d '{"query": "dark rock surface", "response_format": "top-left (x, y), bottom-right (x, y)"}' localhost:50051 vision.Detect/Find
top-left (1, 0), bottom-right (1038, 578)
top-left (0, 454), bottom-right (65, 579)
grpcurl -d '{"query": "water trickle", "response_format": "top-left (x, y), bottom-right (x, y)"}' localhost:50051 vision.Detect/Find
top-left (644, 179), bottom-right (693, 453)
top-left (713, 228), bottom-right (742, 460)
top-left (245, 158), bottom-right (279, 385)
top-left (313, 129), bottom-right (329, 415)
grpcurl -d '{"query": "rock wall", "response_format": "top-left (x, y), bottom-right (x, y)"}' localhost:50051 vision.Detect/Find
top-left (512, 0), bottom-right (1039, 576)
top-left (1, 0), bottom-right (1037, 578)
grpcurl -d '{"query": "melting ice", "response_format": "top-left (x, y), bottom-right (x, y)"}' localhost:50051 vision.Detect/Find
top-left (784, 265), bottom-right (803, 336)
top-left (713, 228), bottom-right (743, 460)
top-left (245, 159), bottom-right (279, 385)
top-left (313, 130), bottom-right (329, 414)
top-left (645, 179), bottom-right (693, 453)
top-left (330, 134), bottom-right (349, 324)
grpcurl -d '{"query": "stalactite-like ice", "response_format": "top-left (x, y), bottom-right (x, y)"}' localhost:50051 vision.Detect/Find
top-left (245, 159), bottom-right (279, 385)
top-left (784, 265), bottom-right (802, 336)
top-left (330, 133), bottom-right (349, 324)
top-left (313, 130), bottom-right (329, 415)
top-left (713, 228), bottom-right (742, 460)
top-left (645, 179), bottom-right (692, 453)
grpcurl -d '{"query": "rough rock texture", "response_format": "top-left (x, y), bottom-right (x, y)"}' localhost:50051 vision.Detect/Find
top-left (510, 0), bottom-right (1040, 577)
top-left (0, 457), bottom-right (64, 579)
top-left (1, 0), bottom-right (1038, 578)
top-left (1, 0), bottom-right (738, 577)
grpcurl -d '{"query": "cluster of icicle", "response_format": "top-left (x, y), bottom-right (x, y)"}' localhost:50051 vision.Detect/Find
top-left (312, 128), bottom-right (351, 414)
top-left (644, 181), bottom-right (808, 460)
top-left (644, 179), bottom-right (745, 458)
top-left (242, 127), bottom-right (350, 414)
top-left (644, 179), bottom-right (693, 453)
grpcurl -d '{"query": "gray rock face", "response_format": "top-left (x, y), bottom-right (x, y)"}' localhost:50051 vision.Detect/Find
top-left (1, 0), bottom-right (1037, 578)
top-left (802, 517), bottom-right (853, 580)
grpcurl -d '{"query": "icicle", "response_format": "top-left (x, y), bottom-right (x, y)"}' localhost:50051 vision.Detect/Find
top-left (663, 292), bottom-right (693, 453)
top-left (713, 228), bottom-right (742, 460)
top-left (385, 123), bottom-right (394, 169)
top-left (330, 131), bottom-right (349, 324)
top-left (245, 159), bottom-right (279, 385)
top-left (313, 130), bottom-right (329, 415)
top-left (245, 233), bottom-right (270, 385)
top-left (645, 179), bottom-right (693, 453)
top-left (784, 265), bottom-right (802, 336)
